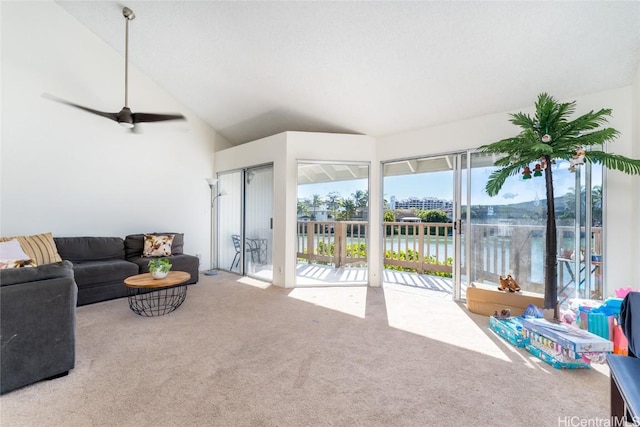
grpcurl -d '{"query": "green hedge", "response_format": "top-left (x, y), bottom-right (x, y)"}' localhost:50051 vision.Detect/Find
top-left (300, 243), bottom-right (452, 277)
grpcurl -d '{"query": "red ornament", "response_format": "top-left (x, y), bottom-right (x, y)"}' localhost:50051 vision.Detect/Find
top-left (522, 166), bottom-right (532, 179)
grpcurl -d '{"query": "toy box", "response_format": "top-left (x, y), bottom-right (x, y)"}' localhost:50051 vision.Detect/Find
top-left (522, 318), bottom-right (613, 354)
top-left (524, 327), bottom-right (608, 363)
top-left (489, 316), bottom-right (527, 348)
top-left (525, 343), bottom-right (591, 369)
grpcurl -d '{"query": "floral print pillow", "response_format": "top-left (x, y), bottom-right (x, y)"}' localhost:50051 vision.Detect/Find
top-left (142, 234), bottom-right (175, 257)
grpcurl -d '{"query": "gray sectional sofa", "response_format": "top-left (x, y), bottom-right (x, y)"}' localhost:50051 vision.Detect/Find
top-left (0, 232), bottom-right (198, 394)
top-left (54, 233), bottom-right (199, 306)
top-left (0, 261), bottom-right (77, 394)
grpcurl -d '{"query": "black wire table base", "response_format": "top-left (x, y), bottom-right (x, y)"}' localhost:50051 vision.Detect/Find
top-left (127, 284), bottom-right (187, 317)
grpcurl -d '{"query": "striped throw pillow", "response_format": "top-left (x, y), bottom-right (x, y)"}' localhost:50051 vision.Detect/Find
top-left (0, 232), bottom-right (62, 266)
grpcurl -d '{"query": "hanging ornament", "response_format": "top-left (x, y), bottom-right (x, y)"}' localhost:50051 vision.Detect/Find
top-left (510, 153), bottom-right (520, 164)
top-left (573, 147), bottom-right (585, 165)
top-left (522, 166), bottom-right (532, 179)
top-left (540, 157), bottom-right (547, 170)
top-left (534, 192), bottom-right (540, 207)
top-left (541, 134), bottom-right (552, 143)
top-left (568, 147), bottom-right (586, 172)
top-left (533, 163), bottom-right (543, 177)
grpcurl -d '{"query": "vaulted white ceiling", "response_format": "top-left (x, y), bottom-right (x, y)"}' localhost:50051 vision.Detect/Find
top-left (57, 1), bottom-right (640, 146)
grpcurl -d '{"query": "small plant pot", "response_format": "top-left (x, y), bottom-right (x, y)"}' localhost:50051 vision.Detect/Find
top-left (151, 270), bottom-right (169, 279)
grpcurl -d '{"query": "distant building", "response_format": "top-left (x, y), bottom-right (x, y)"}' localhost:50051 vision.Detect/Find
top-left (392, 196), bottom-right (453, 212)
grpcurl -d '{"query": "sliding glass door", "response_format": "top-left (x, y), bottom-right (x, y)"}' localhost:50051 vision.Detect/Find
top-left (217, 171), bottom-right (242, 273)
top-left (217, 164), bottom-right (273, 281)
top-left (382, 155), bottom-right (457, 293)
top-left (244, 165), bottom-right (273, 280)
top-left (459, 151), bottom-right (604, 302)
top-left (380, 150), bottom-right (604, 303)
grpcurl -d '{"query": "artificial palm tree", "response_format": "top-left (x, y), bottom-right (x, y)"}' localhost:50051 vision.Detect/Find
top-left (479, 93), bottom-right (640, 319)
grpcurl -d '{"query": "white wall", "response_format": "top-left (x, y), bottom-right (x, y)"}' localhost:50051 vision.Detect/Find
top-left (378, 86), bottom-right (640, 296)
top-left (1, 2), bottom-right (229, 269)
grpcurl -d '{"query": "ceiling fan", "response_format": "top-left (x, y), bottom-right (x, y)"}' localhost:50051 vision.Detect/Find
top-left (46, 6), bottom-right (185, 130)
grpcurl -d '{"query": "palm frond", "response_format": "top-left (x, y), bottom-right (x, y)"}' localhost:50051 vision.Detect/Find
top-left (485, 164), bottom-right (522, 197)
top-left (478, 137), bottom-right (521, 154)
top-left (585, 151), bottom-right (640, 175)
top-left (529, 143), bottom-right (553, 155)
top-left (546, 100), bottom-right (575, 130)
top-left (509, 112), bottom-right (535, 129)
top-left (557, 109), bottom-right (615, 140)
top-left (573, 128), bottom-right (620, 147)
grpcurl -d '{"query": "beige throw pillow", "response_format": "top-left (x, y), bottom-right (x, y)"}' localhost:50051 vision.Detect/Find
top-left (0, 232), bottom-right (62, 266)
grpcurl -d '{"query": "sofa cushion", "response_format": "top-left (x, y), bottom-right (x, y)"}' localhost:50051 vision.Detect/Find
top-left (125, 233), bottom-right (184, 258)
top-left (71, 259), bottom-right (138, 287)
top-left (0, 233), bottom-right (62, 266)
top-left (142, 234), bottom-right (174, 257)
top-left (54, 237), bottom-right (126, 262)
top-left (0, 260), bottom-right (74, 287)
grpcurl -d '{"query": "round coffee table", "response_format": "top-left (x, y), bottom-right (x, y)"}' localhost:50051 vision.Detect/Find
top-left (124, 271), bottom-right (191, 317)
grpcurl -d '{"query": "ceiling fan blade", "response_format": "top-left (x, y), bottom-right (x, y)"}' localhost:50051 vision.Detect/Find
top-left (132, 112), bottom-right (186, 124)
top-left (43, 94), bottom-right (119, 122)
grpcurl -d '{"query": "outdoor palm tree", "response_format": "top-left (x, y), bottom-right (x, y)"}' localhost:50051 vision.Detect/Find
top-left (340, 198), bottom-right (357, 220)
top-left (479, 93), bottom-right (640, 319)
top-left (326, 192), bottom-right (341, 220)
top-left (297, 200), bottom-right (310, 218)
top-left (311, 194), bottom-right (323, 220)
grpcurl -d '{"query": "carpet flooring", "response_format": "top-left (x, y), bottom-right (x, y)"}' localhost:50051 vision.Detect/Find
top-left (0, 272), bottom-right (611, 426)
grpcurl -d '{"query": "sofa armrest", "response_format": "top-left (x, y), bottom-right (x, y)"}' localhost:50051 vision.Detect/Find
top-left (0, 265), bottom-right (77, 394)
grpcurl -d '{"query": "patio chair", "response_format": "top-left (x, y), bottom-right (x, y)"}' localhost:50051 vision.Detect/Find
top-left (230, 234), bottom-right (260, 270)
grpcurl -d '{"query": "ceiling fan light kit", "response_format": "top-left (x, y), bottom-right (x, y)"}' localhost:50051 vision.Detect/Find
top-left (47, 6), bottom-right (185, 131)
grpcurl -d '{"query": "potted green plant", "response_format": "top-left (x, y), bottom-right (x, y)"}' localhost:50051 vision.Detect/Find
top-left (148, 258), bottom-right (172, 279)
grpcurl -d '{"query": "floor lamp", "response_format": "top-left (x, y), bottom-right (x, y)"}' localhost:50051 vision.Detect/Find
top-left (205, 178), bottom-right (221, 276)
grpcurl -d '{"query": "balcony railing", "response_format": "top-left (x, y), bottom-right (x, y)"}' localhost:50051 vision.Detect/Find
top-left (297, 220), bottom-right (454, 274)
top-left (297, 220), bottom-right (603, 297)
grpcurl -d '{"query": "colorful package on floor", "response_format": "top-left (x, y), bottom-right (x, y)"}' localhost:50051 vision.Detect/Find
top-left (525, 343), bottom-right (591, 369)
top-left (587, 311), bottom-right (613, 340)
top-left (522, 318), bottom-right (613, 354)
top-left (613, 323), bottom-right (628, 356)
top-left (489, 316), bottom-right (527, 348)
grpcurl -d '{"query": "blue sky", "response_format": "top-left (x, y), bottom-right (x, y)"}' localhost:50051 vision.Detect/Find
top-left (297, 159), bottom-right (600, 206)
